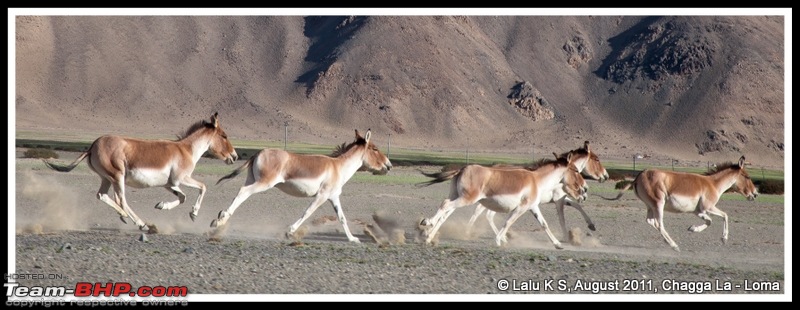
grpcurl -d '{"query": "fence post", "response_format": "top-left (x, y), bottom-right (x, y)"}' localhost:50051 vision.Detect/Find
top-left (465, 138), bottom-right (470, 164)
top-left (283, 121), bottom-right (288, 150)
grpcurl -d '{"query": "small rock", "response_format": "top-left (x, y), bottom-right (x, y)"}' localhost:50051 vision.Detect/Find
top-left (546, 255), bottom-right (557, 262)
top-left (139, 234), bottom-right (148, 242)
top-left (58, 243), bottom-right (73, 252)
top-left (183, 247), bottom-right (194, 254)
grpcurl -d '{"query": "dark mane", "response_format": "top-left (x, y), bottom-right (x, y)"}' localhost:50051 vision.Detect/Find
top-left (704, 161), bottom-right (742, 175)
top-left (526, 158), bottom-right (560, 170)
top-left (558, 147), bottom-right (589, 160)
top-left (330, 138), bottom-right (366, 157)
top-left (176, 120), bottom-right (211, 141)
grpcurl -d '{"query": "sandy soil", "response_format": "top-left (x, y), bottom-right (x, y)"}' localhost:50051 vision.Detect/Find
top-left (11, 149), bottom-right (787, 301)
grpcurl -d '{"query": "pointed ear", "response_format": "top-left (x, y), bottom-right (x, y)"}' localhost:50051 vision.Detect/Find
top-left (211, 112), bottom-right (219, 128)
top-left (584, 140), bottom-right (591, 152)
top-left (364, 129), bottom-right (372, 143)
top-left (738, 156), bottom-right (746, 168)
top-left (355, 129), bottom-right (362, 140)
top-left (553, 152), bottom-right (559, 160)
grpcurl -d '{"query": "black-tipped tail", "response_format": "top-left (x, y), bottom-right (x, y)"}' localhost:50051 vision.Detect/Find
top-left (415, 169), bottom-right (460, 188)
top-left (595, 192), bottom-right (625, 201)
top-left (216, 156), bottom-right (254, 185)
top-left (42, 152), bottom-right (89, 172)
top-left (594, 183), bottom-right (633, 201)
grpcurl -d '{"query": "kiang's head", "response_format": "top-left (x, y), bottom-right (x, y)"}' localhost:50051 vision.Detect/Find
top-left (353, 129), bottom-right (392, 174)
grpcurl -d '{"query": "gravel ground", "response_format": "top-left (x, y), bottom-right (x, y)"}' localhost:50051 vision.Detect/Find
top-left (12, 153), bottom-right (788, 301)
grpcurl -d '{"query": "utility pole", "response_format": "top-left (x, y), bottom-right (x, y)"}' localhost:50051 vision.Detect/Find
top-left (633, 154), bottom-right (643, 171)
top-left (284, 121), bottom-right (288, 150)
top-left (466, 137), bottom-right (470, 164)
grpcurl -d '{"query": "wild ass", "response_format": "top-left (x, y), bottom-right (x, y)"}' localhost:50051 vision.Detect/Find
top-left (211, 129), bottom-right (392, 243)
top-left (600, 156), bottom-right (758, 251)
top-left (467, 141), bottom-right (609, 241)
top-left (416, 153), bottom-right (582, 249)
top-left (42, 113), bottom-right (238, 231)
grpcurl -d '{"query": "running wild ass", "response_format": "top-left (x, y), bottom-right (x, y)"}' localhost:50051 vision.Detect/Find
top-left (42, 113), bottom-right (238, 231)
top-left (601, 156), bottom-right (758, 251)
top-left (466, 141), bottom-right (609, 241)
top-left (212, 129), bottom-right (392, 243)
top-left (416, 153), bottom-right (582, 249)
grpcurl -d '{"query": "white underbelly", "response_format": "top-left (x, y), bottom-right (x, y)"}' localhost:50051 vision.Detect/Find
top-left (276, 179), bottom-right (322, 197)
top-left (126, 168), bottom-right (170, 188)
top-left (479, 194), bottom-right (523, 214)
top-left (539, 188), bottom-right (560, 203)
top-left (665, 194), bottom-right (700, 213)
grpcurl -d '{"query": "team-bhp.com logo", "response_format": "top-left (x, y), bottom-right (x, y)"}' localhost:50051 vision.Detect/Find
top-left (6, 282), bottom-right (188, 298)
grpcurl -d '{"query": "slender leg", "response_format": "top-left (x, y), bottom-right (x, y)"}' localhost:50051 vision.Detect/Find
top-left (328, 196), bottom-right (360, 243)
top-left (485, 210), bottom-right (499, 236)
top-left (655, 200), bottom-right (680, 252)
top-left (705, 205), bottom-right (729, 244)
top-left (690, 211), bottom-right (712, 232)
top-left (495, 204), bottom-right (528, 247)
top-left (212, 180), bottom-right (274, 227)
top-left (422, 198), bottom-right (468, 244)
top-left (564, 198), bottom-right (596, 232)
top-left (95, 178), bottom-right (130, 223)
top-left (466, 204), bottom-right (486, 238)
top-left (527, 203), bottom-right (563, 249)
top-left (287, 194), bottom-right (330, 237)
top-left (555, 198), bottom-right (569, 241)
top-left (153, 186), bottom-right (186, 210)
top-left (646, 206), bottom-right (658, 229)
top-left (179, 177), bottom-right (206, 221)
top-left (112, 177), bottom-right (147, 229)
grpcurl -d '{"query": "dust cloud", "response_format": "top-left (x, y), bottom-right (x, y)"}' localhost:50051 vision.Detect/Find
top-left (18, 172), bottom-right (88, 233)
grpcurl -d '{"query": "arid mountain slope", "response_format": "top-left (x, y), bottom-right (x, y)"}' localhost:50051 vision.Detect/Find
top-left (14, 15), bottom-right (785, 167)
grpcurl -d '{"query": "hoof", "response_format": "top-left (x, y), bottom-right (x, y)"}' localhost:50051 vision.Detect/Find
top-left (211, 211), bottom-right (228, 227)
top-left (190, 212), bottom-right (197, 222)
top-left (588, 223), bottom-right (596, 231)
top-left (554, 243), bottom-right (564, 250)
top-left (119, 216), bottom-right (128, 224)
top-left (146, 224), bottom-right (159, 234)
top-left (154, 202), bottom-right (165, 210)
top-left (672, 246), bottom-right (681, 252)
top-left (721, 237), bottom-right (728, 245)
